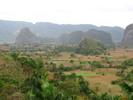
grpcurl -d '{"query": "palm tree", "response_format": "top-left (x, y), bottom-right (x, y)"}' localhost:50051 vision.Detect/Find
top-left (119, 81), bottom-right (133, 100)
top-left (25, 72), bottom-right (63, 100)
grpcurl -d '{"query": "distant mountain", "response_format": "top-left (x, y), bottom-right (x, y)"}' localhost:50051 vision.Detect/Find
top-left (85, 29), bottom-right (113, 45)
top-left (121, 24), bottom-right (133, 46)
top-left (99, 26), bottom-right (124, 43)
top-left (15, 27), bottom-right (40, 44)
top-left (15, 27), bottom-right (55, 44)
top-left (0, 19), bottom-right (124, 43)
top-left (58, 31), bottom-right (85, 44)
top-left (0, 20), bottom-right (32, 43)
top-left (58, 29), bottom-right (114, 45)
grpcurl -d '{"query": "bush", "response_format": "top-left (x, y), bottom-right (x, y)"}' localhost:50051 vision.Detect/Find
top-left (111, 80), bottom-right (119, 85)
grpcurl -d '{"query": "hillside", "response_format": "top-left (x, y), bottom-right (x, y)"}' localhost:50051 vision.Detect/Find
top-left (0, 20), bottom-right (32, 43)
top-left (99, 26), bottom-right (124, 43)
top-left (85, 29), bottom-right (113, 45)
top-left (58, 29), bottom-right (114, 45)
top-left (76, 37), bottom-right (106, 55)
top-left (15, 27), bottom-right (40, 44)
top-left (15, 27), bottom-right (55, 44)
top-left (0, 20), bottom-right (124, 43)
top-left (121, 24), bottom-right (133, 46)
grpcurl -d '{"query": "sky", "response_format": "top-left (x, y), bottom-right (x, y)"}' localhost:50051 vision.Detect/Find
top-left (0, 0), bottom-right (133, 28)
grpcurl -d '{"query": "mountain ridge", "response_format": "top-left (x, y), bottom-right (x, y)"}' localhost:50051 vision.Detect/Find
top-left (0, 19), bottom-right (124, 43)
top-left (57, 29), bottom-right (113, 45)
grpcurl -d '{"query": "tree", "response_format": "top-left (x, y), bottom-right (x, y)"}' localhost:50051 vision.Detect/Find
top-left (70, 59), bottom-right (74, 64)
top-left (119, 81), bottom-right (133, 100)
top-left (123, 58), bottom-right (133, 66)
top-left (18, 57), bottom-right (44, 69)
top-left (79, 80), bottom-right (93, 96)
top-left (10, 52), bottom-right (20, 60)
top-left (89, 93), bottom-right (123, 100)
top-left (53, 71), bottom-right (63, 79)
top-left (78, 75), bottom-right (84, 81)
top-left (60, 74), bottom-right (67, 81)
top-left (68, 73), bottom-right (77, 81)
top-left (70, 53), bottom-right (76, 58)
top-left (25, 72), bottom-right (63, 100)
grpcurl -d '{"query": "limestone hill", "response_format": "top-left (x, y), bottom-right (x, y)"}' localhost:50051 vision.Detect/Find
top-left (15, 27), bottom-right (40, 44)
top-left (121, 24), bottom-right (133, 46)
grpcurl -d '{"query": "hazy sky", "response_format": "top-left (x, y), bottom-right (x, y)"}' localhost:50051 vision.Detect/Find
top-left (0, 0), bottom-right (133, 28)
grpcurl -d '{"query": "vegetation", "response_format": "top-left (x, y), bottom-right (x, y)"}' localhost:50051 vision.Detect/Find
top-left (76, 38), bottom-right (106, 55)
top-left (54, 38), bottom-right (106, 56)
top-left (0, 44), bottom-right (133, 100)
top-left (123, 58), bottom-right (133, 66)
top-left (119, 82), bottom-right (133, 100)
top-left (54, 45), bottom-right (77, 53)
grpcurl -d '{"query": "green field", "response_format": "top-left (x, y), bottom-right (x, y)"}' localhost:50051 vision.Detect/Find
top-left (65, 72), bottom-right (101, 77)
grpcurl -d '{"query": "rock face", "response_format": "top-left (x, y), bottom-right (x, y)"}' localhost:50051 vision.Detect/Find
top-left (15, 27), bottom-right (40, 44)
top-left (121, 24), bottom-right (133, 46)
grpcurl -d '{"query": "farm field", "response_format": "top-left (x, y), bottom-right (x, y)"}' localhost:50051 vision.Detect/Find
top-left (47, 49), bottom-right (133, 96)
top-left (49, 67), bottom-right (133, 96)
top-left (41, 48), bottom-right (133, 68)
top-left (64, 69), bottom-right (122, 95)
top-left (0, 45), bottom-right (9, 50)
top-left (50, 48), bottom-right (133, 61)
top-left (0, 45), bottom-right (133, 99)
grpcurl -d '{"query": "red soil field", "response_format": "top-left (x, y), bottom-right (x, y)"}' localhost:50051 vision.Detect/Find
top-left (0, 46), bottom-right (9, 50)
